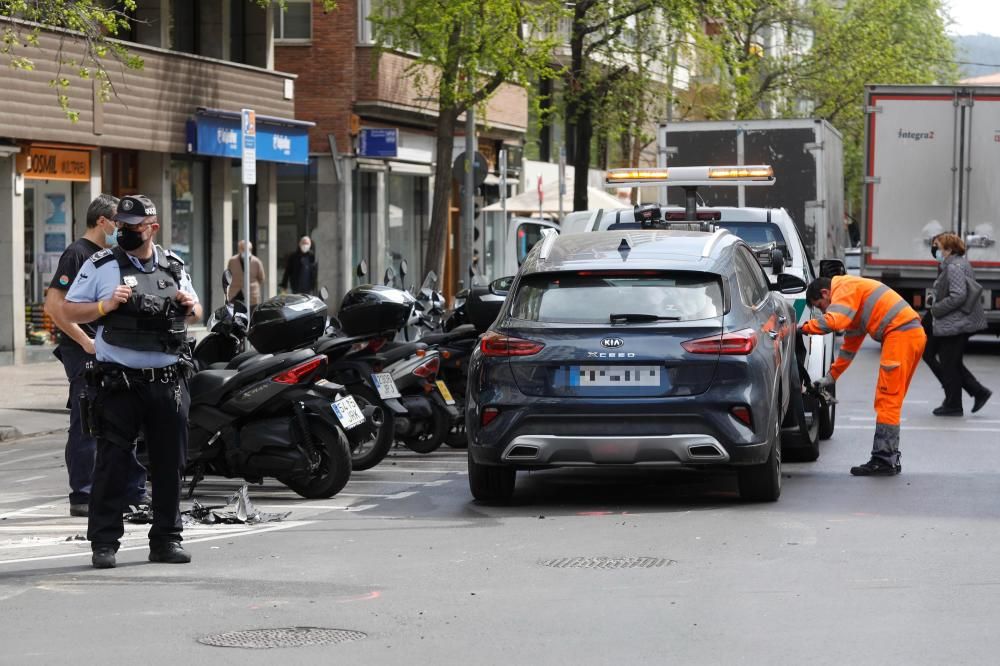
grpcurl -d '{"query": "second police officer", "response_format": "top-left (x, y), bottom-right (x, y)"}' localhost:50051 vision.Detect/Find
top-left (62, 195), bottom-right (202, 569)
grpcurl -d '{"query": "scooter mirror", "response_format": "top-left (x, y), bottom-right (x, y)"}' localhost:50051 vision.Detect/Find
top-left (383, 266), bottom-right (396, 287)
top-left (356, 261), bottom-right (368, 279)
top-left (222, 269), bottom-right (233, 293)
top-left (400, 259), bottom-right (408, 279)
top-left (320, 285), bottom-right (329, 301)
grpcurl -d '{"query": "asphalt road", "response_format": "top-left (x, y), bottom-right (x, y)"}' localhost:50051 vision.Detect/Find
top-left (1, 336), bottom-right (999, 665)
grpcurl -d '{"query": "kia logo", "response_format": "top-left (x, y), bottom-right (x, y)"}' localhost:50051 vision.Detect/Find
top-left (601, 337), bottom-right (624, 348)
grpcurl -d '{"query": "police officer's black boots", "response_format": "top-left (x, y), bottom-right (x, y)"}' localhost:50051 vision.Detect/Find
top-left (92, 546), bottom-right (116, 569)
top-left (149, 542), bottom-right (191, 564)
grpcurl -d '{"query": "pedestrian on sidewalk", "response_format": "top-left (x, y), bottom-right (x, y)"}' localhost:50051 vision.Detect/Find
top-left (280, 235), bottom-right (317, 295)
top-left (922, 233), bottom-right (992, 416)
top-left (43, 194), bottom-right (147, 518)
top-left (226, 240), bottom-right (266, 307)
top-left (801, 275), bottom-right (926, 476)
top-left (62, 194), bottom-right (201, 569)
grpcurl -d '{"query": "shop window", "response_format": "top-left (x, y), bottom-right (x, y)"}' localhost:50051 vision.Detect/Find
top-left (171, 159), bottom-right (207, 309)
top-left (275, 0), bottom-right (312, 41)
top-left (101, 150), bottom-right (138, 197)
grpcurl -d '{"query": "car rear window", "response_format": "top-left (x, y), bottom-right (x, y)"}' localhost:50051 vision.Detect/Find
top-left (509, 272), bottom-right (724, 323)
top-left (717, 221), bottom-right (787, 246)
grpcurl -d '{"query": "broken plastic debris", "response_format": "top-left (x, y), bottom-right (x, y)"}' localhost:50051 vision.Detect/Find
top-left (181, 484), bottom-right (290, 525)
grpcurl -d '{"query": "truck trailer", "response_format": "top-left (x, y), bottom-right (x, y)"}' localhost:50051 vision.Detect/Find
top-left (657, 118), bottom-right (846, 263)
top-left (862, 85), bottom-right (1000, 334)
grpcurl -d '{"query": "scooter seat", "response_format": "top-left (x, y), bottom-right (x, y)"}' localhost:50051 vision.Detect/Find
top-left (419, 324), bottom-right (477, 346)
top-left (189, 369), bottom-right (239, 404)
top-left (373, 342), bottom-right (426, 365)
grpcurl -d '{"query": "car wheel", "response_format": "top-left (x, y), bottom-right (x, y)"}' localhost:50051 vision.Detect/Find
top-left (468, 450), bottom-right (516, 504)
top-left (818, 383), bottom-right (836, 440)
top-left (738, 408), bottom-right (781, 502)
top-left (782, 362), bottom-right (820, 462)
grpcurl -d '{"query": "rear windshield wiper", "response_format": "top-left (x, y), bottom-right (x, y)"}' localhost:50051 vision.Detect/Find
top-left (609, 313), bottom-right (681, 323)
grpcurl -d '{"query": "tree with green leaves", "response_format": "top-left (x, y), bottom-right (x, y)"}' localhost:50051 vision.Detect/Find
top-left (562, 0), bottom-right (700, 212)
top-left (368, 0), bottom-right (564, 282)
top-left (1, 0), bottom-right (336, 121)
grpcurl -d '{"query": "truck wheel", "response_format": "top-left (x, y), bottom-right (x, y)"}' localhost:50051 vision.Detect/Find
top-left (739, 407), bottom-right (781, 502)
top-left (468, 451), bottom-right (516, 504)
top-left (818, 384), bottom-right (836, 440)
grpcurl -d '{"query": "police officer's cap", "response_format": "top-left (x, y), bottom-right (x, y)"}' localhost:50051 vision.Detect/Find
top-left (114, 194), bottom-right (157, 225)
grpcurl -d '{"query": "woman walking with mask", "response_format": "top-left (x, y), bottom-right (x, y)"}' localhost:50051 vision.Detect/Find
top-left (923, 233), bottom-right (992, 416)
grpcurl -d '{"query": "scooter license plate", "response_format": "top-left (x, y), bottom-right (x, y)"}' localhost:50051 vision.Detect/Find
top-left (332, 396), bottom-right (366, 430)
top-left (371, 372), bottom-right (402, 399)
top-left (435, 380), bottom-right (456, 405)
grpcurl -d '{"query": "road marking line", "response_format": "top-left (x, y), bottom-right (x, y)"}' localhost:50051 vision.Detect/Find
top-left (254, 504), bottom-right (376, 512)
top-left (0, 520), bottom-right (311, 566)
top-left (0, 502), bottom-right (62, 520)
top-left (364, 469), bottom-right (467, 475)
top-left (0, 452), bottom-right (57, 467)
top-left (335, 491), bottom-right (417, 500)
top-left (12, 475), bottom-right (47, 484)
top-left (346, 479), bottom-right (449, 485)
top-left (836, 425), bottom-right (1000, 433)
top-left (0, 448), bottom-right (22, 456)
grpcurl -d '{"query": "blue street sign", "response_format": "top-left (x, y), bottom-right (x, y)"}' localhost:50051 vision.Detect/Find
top-left (186, 112), bottom-right (311, 164)
top-left (359, 128), bottom-right (398, 158)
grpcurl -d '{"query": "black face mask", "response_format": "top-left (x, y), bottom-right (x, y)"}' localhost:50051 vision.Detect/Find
top-left (117, 226), bottom-right (145, 251)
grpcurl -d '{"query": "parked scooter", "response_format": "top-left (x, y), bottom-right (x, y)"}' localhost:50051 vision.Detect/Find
top-left (178, 271), bottom-right (364, 499)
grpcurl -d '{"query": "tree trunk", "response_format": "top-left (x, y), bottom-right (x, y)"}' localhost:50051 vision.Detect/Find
top-left (572, 103), bottom-right (593, 212)
top-left (424, 111), bottom-right (458, 284)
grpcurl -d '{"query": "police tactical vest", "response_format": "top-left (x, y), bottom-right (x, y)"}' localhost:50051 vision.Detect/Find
top-left (94, 246), bottom-right (188, 353)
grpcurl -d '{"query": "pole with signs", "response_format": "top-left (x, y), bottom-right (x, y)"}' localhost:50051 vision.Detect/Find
top-left (462, 107), bottom-right (476, 289)
top-left (499, 149), bottom-right (507, 270)
top-left (241, 108), bottom-right (256, 320)
top-left (558, 144), bottom-right (566, 222)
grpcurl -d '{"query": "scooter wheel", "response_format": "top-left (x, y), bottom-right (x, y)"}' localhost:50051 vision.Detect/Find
top-left (279, 418), bottom-right (352, 499)
top-left (402, 401), bottom-right (450, 454)
top-left (349, 385), bottom-right (395, 471)
top-left (445, 422), bottom-right (468, 449)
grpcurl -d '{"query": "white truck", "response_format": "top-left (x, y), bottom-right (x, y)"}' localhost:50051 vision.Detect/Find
top-left (862, 85), bottom-right (1000, 334)
top-left (657, 118), bottom-right (847, 263)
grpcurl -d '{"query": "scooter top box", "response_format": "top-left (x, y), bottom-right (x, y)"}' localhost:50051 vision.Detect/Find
top-left (338, 284), bottom-right (415, 337)
top-left (248, 293), bottom-right (328, 353)
top-left (465, 286), bottom-right (505, 333)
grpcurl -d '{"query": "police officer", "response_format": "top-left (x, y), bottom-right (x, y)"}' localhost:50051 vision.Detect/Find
top-left (44, 194), bottom-right (148, 517)
top-left (62, 195), bottom-right (202, 569)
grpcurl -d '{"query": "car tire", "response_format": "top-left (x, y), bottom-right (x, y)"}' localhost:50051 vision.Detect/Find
top-left (738, 408), bottom-right (781, 502)
top-left (818, 383), bottom-right (836, 440)
top-left (782, 362), bottom-right (820, 462)
top-left (468, 451), bottom-right (516, 504)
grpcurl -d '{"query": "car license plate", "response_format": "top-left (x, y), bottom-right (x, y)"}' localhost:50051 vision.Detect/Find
top-left (371, 372), bottom-right (401, 399)
top-left (571, 365), bottom-right (660, 387)
top-left (332, 396), bottom-right (366, 430)
top-left (435, 380), bottom-right (456, 405)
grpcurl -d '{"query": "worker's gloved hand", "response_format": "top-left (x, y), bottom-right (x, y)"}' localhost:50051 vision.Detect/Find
top-left (812, 374), bottom-right (838, 404)
top-left (814, 374), bottom-right (835, 390)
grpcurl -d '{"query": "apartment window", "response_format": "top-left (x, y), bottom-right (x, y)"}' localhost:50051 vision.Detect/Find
top-left (274, 0), bottom-right (312, 42)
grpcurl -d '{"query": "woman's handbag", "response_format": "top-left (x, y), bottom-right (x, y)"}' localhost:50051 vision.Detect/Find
top-left (960, 275), bottom-right (984, 314)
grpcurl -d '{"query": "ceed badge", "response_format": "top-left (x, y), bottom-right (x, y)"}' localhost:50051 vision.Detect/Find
top-left (123, 276), bottom-right (138, 288)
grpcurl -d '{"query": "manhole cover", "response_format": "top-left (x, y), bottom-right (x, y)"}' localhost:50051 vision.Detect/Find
top-left (540, 556), bottom-right (672, 569)
top-left (198, 627), bottom-right (367, 649)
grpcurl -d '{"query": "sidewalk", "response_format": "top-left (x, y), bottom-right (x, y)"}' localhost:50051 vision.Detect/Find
top-left (0, 359), bottom-right (70, 440)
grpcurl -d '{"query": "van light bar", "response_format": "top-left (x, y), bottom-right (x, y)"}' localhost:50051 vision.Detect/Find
top-left (708, 166), bottom-right (773, 180)
top-left (606, 168), bottom-right (670, 182)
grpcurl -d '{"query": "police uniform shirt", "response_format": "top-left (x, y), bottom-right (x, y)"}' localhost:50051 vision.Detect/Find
top-left (66, 246), bottom-right (199, 369)
top-left (49, 237), bottom-right (102, 349)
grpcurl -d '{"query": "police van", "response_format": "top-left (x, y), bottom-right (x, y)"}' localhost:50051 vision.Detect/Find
top-left (574, 165), bottom-right (839, 453)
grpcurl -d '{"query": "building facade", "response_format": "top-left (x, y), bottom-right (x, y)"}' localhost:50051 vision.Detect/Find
top-left (1, 2), bottom-right (311, 363)
top-left (274, 0), bottom-right (529, 303)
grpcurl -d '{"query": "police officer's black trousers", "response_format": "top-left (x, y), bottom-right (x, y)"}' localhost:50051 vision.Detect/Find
top-left (88, 378), bottom-right (190, 550)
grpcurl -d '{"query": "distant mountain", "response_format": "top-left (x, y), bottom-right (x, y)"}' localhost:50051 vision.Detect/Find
top-left (952, 34), bottom-right (1000, 78)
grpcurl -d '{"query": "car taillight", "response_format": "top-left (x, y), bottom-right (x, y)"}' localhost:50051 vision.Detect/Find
top-left (481, 407), bottom-right (499, 427)
top-left (413, 356), bottom-right (440, 378)
top-left (272, 356), bottom-right (327, 385)
top-left (682, 328), bottom-right (757, 355)
top-left (730, 405), bottom-right (753, 428)
top-left (480, 331), bottom-right (545, 357)
top-left (368, 337), bottom-right (387, 353)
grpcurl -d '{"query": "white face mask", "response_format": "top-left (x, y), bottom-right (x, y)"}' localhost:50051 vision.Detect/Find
top-left (300, 243), bottom-right (311, 253)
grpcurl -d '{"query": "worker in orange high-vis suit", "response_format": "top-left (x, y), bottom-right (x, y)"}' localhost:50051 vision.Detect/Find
top-left (801, 275), bottom-right (926, 476)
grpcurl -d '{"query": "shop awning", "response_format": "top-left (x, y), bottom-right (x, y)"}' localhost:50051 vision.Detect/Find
top-left (186, 108), bottom-right (315, 165)
top-left (482, 181), bottom-right (627, 214)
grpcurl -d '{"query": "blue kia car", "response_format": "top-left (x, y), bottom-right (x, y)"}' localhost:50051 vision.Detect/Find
top-left (465, 216), bottom-right (807, 504)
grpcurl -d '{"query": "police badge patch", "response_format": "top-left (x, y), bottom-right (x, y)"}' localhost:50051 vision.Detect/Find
top-left (123, 276), bottom-right (139, 288)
